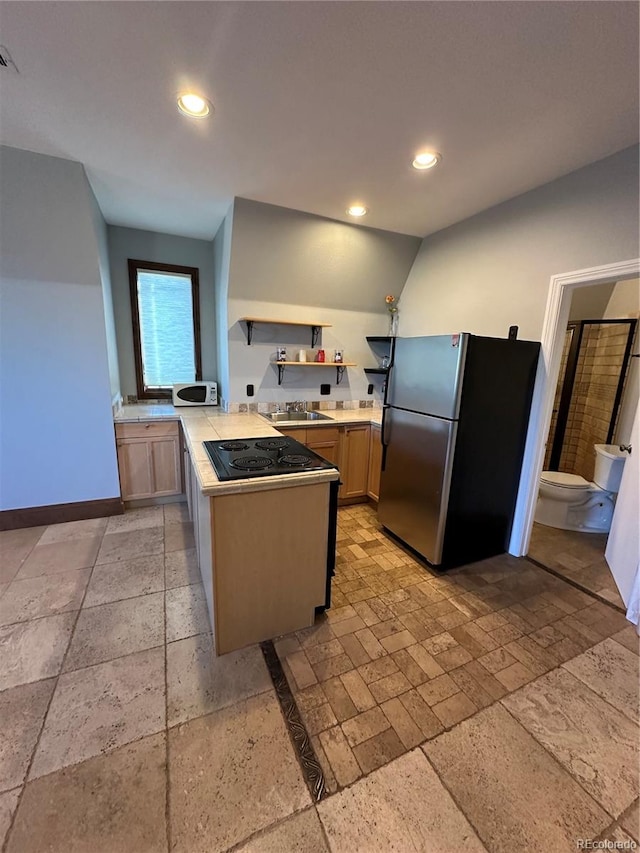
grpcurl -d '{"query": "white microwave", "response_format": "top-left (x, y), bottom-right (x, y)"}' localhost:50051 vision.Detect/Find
top-left (172, 381), bottom-right (218, 407)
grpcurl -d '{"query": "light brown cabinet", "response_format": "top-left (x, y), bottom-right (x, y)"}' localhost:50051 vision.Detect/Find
top-left (367, 423), bottom-right (382, 501)
top-left (115, 421), bottom-right (183, 501)
top-left (306, 427), bottom-right (341, 467)
top-left (339, 424), bottom-right (370, 500)
top-left (277, 423), bottom-right (372, 502)
top-left (277, 427), bottom-right (340, 467)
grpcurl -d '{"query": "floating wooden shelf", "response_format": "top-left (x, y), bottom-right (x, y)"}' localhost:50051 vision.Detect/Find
top-left (273, 361), bottom-right (356, 385)
top-left (241, 317), bottom-right (332, 347)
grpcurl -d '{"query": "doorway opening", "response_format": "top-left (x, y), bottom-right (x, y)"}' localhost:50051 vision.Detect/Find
top-left (523, 273), bottom-right (639, 609)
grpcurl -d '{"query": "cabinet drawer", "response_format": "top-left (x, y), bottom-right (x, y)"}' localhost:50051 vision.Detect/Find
top-left (116, 421), bottom-right (180, 439)
top-left (306, 426), bottom-right (340, 443)
top-left (276, 428), bottom-right (307, 442)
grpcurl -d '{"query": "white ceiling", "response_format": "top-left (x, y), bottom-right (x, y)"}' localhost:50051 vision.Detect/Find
top-left (1, 1), bottom-right (638, 241)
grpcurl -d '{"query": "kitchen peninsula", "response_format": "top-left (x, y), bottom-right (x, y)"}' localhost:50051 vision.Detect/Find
top-left (114, 405), bottom-right (381, 655)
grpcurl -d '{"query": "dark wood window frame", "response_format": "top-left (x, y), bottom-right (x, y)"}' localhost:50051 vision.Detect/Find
top-left (128, 259), bottom-right (202, 400)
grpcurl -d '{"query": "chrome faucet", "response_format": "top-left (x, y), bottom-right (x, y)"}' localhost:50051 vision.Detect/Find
top-left (287, 400), bottom-right (305, 413)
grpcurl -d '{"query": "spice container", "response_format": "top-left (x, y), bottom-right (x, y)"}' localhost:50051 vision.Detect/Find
top-left (334, 349), bottom-right (343, 363)
top-left (316, 349), bottom-right (325, 362)
top-left (276, 347), bottom-right (287, 362)
top-left (298, 349), bottom-right (307, 362)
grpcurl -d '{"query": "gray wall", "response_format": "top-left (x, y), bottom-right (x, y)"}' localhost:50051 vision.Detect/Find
top-left (229, 198), bottom-right (421, 311)
top-left (0, 146), bottom-right (120, 509)
top-left (568, 283), bottom-right (616, 322)
top-left (107, 225), bottom-right (217, 398)
top-left (89, 187), bottom-right (121, 404)
top-left (399, 146), bottom-right (640, 341)
top-left (212, 206), bottom-right (234, 406)
top-left (225, 198), bottom-right (421, 405)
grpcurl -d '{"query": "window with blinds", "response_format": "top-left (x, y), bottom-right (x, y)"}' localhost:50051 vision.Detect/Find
top-left (128, 260), bottom-right (201, 399)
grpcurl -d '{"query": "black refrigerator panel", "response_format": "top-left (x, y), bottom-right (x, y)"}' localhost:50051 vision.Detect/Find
top-left (387, 334), bottom-right (469, 419)
top-left (441, 336), bottom-right (541, 567)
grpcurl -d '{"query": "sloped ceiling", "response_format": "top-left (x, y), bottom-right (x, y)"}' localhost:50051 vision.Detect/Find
top-left (0, 1), bottom-right (638, 239)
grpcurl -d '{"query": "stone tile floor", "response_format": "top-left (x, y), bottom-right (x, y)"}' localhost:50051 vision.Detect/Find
top-left (0, 502), bottom-right (638, 852)
top-left (528, 521), bottom-right (623, 608)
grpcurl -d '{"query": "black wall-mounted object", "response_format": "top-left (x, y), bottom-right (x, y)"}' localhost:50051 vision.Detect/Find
top-left (508, 326), bottom-right (518, 340)
top-left (320, 383), bottom-right (330, 395)
top-left (246, 384), bottom-right (254, 397)
top-left (367, 383), bottom-right (374, 395)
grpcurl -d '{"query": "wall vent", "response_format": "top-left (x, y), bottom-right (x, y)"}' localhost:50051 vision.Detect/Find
top-left (0, 46), bottom-right (19, 73)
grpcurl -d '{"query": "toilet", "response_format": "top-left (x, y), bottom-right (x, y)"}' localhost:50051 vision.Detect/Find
top-left (535, 444), bottom-right (629, 533)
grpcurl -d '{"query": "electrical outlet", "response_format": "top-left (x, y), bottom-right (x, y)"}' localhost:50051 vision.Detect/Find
top-left (320, 383), bottom-right (330, 395)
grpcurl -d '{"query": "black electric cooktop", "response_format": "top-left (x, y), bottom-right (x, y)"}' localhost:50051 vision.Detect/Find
top-left (203, 436), bottom-right (338, 481)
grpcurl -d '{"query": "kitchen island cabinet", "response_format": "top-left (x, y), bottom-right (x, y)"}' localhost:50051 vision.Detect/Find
top-left (182, 430), bottom-right (336, 656)
top-left (115, 421), bottom-right (183, 501)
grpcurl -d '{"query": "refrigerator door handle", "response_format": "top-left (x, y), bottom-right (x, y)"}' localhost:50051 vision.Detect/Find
top-left (381, 405), bottom-right (390, 448)
top-left (380, 405), bottom-right (390, 471)
top-left (383, 363), bottom-right (392, 407)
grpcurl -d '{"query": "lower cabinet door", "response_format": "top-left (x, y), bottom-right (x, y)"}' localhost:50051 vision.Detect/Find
top-left (117, 439), bottom-right (154, 500)
top-left (306, 427), bottom-right (340, 466)
top-left (116, 430), bottom-right (183, 500)
top-left (367, 424), bottom-right (382, 501)
top-left (340, 425), bottom-right (370, 499)
top-left (149, 436), bottom-right (182, 496)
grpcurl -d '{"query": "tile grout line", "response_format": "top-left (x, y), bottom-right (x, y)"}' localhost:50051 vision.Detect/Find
top-left (592, 798), bottom-right (640, 845)
top-left (418, 742), bottom-right (493, 848)
top-left (223, 805), bottom-right (321, 853)
top-left (1, 523), bottom-right (108, 853)
top-left (524, 555), bottom-right (625, 614)
top-left (497, 697), bottom-right (622, 831)
top-left (162, 509), bottom-right (172, 853)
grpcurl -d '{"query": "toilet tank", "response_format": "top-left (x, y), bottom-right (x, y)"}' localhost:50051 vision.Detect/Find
top-left (593, 444), bottom-right (628, 491)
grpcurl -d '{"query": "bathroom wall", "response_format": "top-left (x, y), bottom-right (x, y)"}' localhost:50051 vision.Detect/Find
top-left (559, 321), bottom-right (636, 481)
top-left (545, 276), bottom-right (639, 474)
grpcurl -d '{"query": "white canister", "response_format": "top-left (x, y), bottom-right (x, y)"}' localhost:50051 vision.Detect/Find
top-left (298, 349), bottom-right (307, 362)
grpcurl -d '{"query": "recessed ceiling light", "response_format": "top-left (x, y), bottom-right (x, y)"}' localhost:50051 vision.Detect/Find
top-left (347, 204), bottom-right (368, 217)
top-left (177, 93), bottom-right (212, 118)
top-left (412, 151), bottom-right (441, 170)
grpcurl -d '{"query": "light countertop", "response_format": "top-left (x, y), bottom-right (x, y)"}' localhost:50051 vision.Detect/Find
top-left (114, 404), bottom-right (381, 497)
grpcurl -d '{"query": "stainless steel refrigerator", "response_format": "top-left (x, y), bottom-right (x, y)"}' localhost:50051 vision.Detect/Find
top-left (378, 333), bottom-right (540, 568)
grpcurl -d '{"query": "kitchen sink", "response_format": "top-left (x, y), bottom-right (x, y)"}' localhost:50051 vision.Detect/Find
top-left (261, 411), bottom-right (334, 423)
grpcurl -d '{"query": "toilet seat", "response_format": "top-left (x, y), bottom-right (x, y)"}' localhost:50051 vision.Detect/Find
top-left (540, 471), bottom-right (590, 489)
